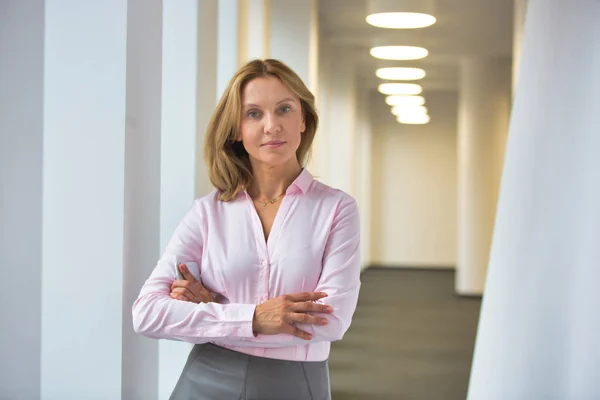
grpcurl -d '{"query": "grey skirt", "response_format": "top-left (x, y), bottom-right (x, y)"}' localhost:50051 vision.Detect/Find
top-left (169, 343), bottom-right (331, 400)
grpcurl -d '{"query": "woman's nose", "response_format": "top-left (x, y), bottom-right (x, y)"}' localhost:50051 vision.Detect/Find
top-left (263, 113), bottom-right (281, 134)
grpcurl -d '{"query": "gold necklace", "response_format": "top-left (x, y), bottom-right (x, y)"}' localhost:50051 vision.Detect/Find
top-left (254, 193), bottom-right (285, 207)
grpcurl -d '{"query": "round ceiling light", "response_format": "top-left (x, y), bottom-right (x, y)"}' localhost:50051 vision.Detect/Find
top-left (385, 95), bottom-right (426, 107)
top-left (366, 0), bottom-right (437, 29)
top-left (378, 83), bottom-right (423, 95)
top-left (376, 67), bottom-right (426, 80)
top-left (370, 46), bottom-right (429, 60)
top-left (367, 12), bottom-right (436, 29)
top-left (391, 105), bottom-right (428, 116)
top-left (397, 113), bottom-right (431, 124)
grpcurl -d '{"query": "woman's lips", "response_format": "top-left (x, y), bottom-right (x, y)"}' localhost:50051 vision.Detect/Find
top-left (263, 141), bottom-right (285, 148)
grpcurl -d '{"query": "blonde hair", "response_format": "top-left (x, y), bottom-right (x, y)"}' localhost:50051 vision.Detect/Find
top-left (204, 59), bottom-right (318, 202)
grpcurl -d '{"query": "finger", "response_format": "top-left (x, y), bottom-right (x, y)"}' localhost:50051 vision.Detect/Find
top-left (285, 312), bottom-right (329, 326)
top-left (178, 263), bottom-right (198, 282)
top-left (282, 323), bottom-right (312, 340)
top-left (171, 286), bottom-right (193, 296)
top-left (172, 286), bottom-right (214, 303)
top-left (171, 287), bottom-right (197, 301)
top-left (286, 292), bottom-right (328, 303)
top-left (291, 302), bottom-right (333, 314)
top-left (170, 291), bottom-right (194, 302)
top-left (170, 279), bottom-right (190, 291)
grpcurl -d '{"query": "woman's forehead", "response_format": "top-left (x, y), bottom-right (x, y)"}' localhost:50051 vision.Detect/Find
top-left (242, 76), bottom-right (297, 104)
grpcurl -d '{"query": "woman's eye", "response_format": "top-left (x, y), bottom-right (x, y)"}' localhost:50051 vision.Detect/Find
top-left (279, 105), bottom-right (291, 113)
top-left (248, 111), bottom-right (260, 118)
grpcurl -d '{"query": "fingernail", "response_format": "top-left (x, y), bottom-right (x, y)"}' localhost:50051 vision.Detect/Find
top-left (320, 318), bottom-right (328, 324)
top-left (326, 306), bottom-right (333, 312)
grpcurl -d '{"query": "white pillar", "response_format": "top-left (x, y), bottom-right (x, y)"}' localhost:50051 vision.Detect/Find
top-left (238, 0), bottom-right (269, 62)
top-left (217, 0), bottom-right (240, 99)
top-left (158, 1), bottom-right (217, 398)
top-left (0, 1), bottom-right (44, 398)
top-left (41, 1), bottom-right (129, 397)
top-left (324, 47), bottom-right (357, 195)
top-left (355, 79), bottom-right (373, 270)
top-left (268, 0), bottom-right (318, 91)
top-left (512, 0), bottom-right (529, 95)
top-left (122, 0), bottom-right (163, 399)
top-left (456, 57), bottom-right (511, 295)
top-left (468, 1), bottom-right (600, 398)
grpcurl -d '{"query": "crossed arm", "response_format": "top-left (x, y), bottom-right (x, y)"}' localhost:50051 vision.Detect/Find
top-left (132, 197), bottom-right (361, 347)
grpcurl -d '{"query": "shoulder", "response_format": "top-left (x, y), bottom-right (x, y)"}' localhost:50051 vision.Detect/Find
top-left (193, 189), bottom-right (246, 214)
top-left (309, 180), bottom-right (357, 206)
top-left (306, 180), bottom-right (359, 219)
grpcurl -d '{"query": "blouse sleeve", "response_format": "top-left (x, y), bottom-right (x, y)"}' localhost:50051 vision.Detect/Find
top-left (131, 200), bottom-right (257, 343)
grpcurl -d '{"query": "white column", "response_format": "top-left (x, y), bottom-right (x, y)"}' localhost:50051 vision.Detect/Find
top-left (122, 0), bottom-right (163, 399)
top-left (41, 1), bottom-right (128, 397)
top-left (456, 57), bottom-right (511, 295)
top-left (355, 79), bottom-right (373, 270)
top-left (313, 39), bottom-right (333, 182)
top-left (268, 0), bottom-right (318, 91)
top-left (238, 0), bottom-right (269, 62)
top-left (158, 1), bottom-right (217, 398)
top-left (0, 1), bottom-right (44, 398)
top-left (217, 0), bottom-right (240, 99)
top-left (324, 47), bottom-right (357, 195)
top-left (468, 1), bottom-right (600, 398)
top-left (512, 0), bottom-right (529, 95)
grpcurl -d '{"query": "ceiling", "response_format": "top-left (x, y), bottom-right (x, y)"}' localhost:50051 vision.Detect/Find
top-left (318, 0), bottom-right (515, 93)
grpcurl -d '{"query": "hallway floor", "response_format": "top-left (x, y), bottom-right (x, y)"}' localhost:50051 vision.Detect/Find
top-left (329, 268), bottom-right (481, 400)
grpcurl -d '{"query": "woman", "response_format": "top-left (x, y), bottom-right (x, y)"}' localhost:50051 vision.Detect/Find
top-left (132, 59), bottom-right (361, 400)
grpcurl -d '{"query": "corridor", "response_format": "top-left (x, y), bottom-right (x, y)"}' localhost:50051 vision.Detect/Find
top-left (329, 268), bottom-right (481, 400)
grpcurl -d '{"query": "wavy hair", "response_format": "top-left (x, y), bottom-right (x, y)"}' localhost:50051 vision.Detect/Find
top-left (204, 59), bottom-right (318, 202)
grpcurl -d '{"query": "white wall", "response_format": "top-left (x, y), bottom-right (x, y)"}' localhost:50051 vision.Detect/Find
top-left (0, 1), bottom-right (44, 398)
top-left (371, 91), bottom-right (458, 268)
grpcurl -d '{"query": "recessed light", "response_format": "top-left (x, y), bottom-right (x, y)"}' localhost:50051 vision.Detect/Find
top-left (370, 46), bottom-right (429, 60)
top-left (367, 12), bottom-right (436, 29)
top-left (385, 95), bottom-right (426, 106)
top-left (391, 105), bottom-right (428, 116)
top-left (376, 67), bottom-right (426, 80)
top-left (397, 113), bottom-right (431, 124)
top-left (378, 83), bottom-right (423, 95)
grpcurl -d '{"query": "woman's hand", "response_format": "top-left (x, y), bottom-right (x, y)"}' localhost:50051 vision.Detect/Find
top-left (170, 263), bottom-right (214, 304)
top-left (252, 292), bottom-right (333, 340)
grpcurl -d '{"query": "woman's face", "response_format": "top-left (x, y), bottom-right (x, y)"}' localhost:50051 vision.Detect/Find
top-left (238, 76), bottom-right (305, 169)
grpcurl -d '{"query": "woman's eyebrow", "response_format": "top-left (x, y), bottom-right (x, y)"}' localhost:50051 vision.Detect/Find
top-left (243, 98), bottom-right (296, 109)
top-left (277, 98), bottom-right (296, 105)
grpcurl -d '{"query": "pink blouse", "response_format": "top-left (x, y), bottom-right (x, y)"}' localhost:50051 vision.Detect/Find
top-left (132, 169), bottom-right (361, 361)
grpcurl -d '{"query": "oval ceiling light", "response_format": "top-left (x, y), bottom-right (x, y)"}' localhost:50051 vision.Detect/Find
top-left (391, 105), bottom-right (428, 116)
top-left (370, 46), bottom-right (429, 60)
top-left (376, 67), bottom-right (426, 80)
top-left (385, 95), bottom-right (425, 107)
top-left (378, 83), bottom-right (423, 95)
top-left (367, 0), bottom-right (436, 29)
top-left (397, 113), bottom-right (431, 124)
top-left (367, 13), bottom-right (436, 29)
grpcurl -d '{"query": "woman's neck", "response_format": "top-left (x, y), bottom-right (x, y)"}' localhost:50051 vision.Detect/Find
top-left (247, 159), bottom-right (302, 201)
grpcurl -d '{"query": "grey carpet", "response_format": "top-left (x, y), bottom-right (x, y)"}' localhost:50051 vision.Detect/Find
top-left (329, 268), bottom-right (482, 400)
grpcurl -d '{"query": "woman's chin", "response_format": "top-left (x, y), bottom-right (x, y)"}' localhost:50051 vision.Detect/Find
top-left (250, 153), bottom-right (299, 169)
